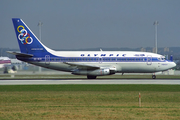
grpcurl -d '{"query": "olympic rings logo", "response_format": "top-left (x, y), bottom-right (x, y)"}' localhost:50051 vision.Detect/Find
top-left (17, 25), bottom-right (33, 44)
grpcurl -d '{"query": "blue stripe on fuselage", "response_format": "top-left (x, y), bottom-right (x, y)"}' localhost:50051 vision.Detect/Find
top-left (17, 56), bottom-right (166, 63)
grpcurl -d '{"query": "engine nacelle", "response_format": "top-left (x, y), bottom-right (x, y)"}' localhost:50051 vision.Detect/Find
top-left (72, 69), bottom-right (115, 76)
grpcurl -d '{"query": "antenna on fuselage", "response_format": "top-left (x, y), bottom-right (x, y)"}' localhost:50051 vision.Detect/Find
top-left (100, 48), bottom-right (103, 51)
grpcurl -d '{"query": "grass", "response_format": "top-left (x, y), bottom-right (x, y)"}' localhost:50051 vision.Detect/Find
top-left (0, 85), bottom-right (180, 92)
top-left (0, 85), bottom-right (180, 119)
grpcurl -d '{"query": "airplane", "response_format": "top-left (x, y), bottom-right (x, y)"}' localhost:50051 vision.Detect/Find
top-left (0, 57), bottom-right (11, 69)
top-left (0, 57), bottom-right (17, 73)
top-left (8, 18), bottom-right (176, 79)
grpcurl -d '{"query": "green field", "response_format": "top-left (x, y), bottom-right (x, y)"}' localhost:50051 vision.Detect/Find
top-left (0, 85), bottom-right (180, 120)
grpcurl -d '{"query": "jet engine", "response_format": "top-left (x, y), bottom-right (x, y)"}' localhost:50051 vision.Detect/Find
top-left (72, 69), bottom-right (115, 76)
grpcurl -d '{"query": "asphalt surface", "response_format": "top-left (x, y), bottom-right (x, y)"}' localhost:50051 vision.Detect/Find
top-left (0, 79), bottom-right (180, 85)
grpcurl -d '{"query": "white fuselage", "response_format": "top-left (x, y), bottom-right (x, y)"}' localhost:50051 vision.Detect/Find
top-left (25, 51), bottom-right (176, 74)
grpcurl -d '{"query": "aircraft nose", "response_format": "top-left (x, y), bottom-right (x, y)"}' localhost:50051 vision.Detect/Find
top-left (171, 62), bottom-right (176, 68)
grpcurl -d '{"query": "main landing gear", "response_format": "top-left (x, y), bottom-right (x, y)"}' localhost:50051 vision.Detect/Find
top-left (87, 75), bottom-right (97, 79)
top-left (152, 75), bottom-right (156, 79)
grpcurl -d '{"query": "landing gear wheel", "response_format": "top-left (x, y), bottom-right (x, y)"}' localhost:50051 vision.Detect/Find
top-left (87, 75), bottom-right (97, 79)
top-left (152, 75), bottom-right (156, 79)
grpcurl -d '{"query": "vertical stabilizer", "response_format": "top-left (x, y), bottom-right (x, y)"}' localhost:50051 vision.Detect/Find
top-left (12, 18), bottom-right (51, 56)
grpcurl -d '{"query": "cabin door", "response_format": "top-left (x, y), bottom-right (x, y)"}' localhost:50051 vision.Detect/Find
top-left (147, 55), bottom-right (152, 65)
top-left (45, 55), bottom-right (50, 65)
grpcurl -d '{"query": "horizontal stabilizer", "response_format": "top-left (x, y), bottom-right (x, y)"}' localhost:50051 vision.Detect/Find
top-left (7, 51), bottom-right (33, 57)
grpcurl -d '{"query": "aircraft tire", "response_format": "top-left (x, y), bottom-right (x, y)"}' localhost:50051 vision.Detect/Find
top-left (152, 75), bottom-right (156, 79)
top-left (87, 75), bottom-right (97, 79)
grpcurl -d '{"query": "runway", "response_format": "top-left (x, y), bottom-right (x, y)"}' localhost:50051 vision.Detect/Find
top-left (0, 79), bottom-right (180, 85)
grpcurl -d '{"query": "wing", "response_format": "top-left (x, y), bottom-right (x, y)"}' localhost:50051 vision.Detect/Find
top-left (63, 62), bottom-right (116, 71)
top-left (63, 62), bottom-right (100, 70)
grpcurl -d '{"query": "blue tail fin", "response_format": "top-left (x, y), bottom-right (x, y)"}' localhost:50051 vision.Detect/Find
top-left (12, 18), bottom-right (48, 56)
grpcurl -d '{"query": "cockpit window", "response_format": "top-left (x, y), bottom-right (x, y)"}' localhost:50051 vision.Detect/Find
top-left (158, 56), bottom-right (165, 61)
